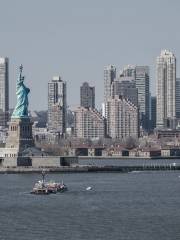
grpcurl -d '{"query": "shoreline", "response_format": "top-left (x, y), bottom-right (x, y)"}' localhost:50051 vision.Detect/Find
top-left (0, 165), bottom-right (180, 173)
top-left (79, 156), bottom-right (180, 160)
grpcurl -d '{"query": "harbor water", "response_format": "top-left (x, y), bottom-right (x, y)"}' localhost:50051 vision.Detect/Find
top-left (0, 171), bottom-right (180, 240)
top-left (78, 157), bottom-right (180, 166)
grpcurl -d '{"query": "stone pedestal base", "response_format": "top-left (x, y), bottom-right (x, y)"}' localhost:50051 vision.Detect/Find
top-left (5, 117), bottom-right (34, 152)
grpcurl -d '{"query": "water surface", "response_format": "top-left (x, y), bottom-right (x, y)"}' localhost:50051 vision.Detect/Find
top-left (0, 171), bottom-right (180, 240)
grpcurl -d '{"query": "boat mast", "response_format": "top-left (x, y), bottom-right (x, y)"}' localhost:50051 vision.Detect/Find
top-left (42, 170), bottom-right (46, 186)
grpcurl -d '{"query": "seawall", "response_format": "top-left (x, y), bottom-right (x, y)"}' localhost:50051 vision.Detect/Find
top-left (0, 164), bottom-right (180, 173)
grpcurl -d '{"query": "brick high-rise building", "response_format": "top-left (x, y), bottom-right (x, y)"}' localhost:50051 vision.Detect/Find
top-left (74, 107), bottom-right (105, 139)
top-left (106, 95), bottom-right (139, 139)
top-left (48, 76), bottom-right (67, 135)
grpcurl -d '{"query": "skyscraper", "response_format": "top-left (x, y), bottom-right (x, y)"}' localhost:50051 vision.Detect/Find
top-left (135, 66), bottom-right (150, 131)
top-left (80, 82), bottom-right (95, 108)
top-left (151, 96), bottom-right (156, 130)
top-left (48, 76), bottom-right (67, 134)
top-left (104, 65), bottom-right (116, 102)
top-left (176, 78), bottom-right (180, 118)
top-left (106, 95), bottom-right (139, 139)
top-left (111, 77), bottom-right (138, 106)
top-left (156, 50), bottom-right (176, 129)
top-left (0, 58), bottom-right (9, 127)
top-left (119, 65), bottom-right (136, 78)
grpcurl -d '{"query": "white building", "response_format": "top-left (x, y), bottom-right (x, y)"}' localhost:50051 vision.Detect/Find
top-left (156, 50), bottom-right (176, 129)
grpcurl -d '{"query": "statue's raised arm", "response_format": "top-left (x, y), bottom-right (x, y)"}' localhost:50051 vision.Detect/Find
top-left (16, 64), bottom-right (23, 86)
top-left (12, 65), bottom-right (30, 119)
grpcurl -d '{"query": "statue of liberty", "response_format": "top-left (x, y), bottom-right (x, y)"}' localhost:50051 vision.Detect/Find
top-left (12, 65), bottom-right (30, 118)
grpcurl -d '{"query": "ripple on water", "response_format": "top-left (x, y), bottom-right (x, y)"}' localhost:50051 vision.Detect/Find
top-left (0, 172), bottom-right (180, 240)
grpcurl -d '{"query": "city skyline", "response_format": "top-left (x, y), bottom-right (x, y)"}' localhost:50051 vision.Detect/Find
top-left (1, 2), bottom-right (180, 240)
top-left (0, 0), bottom-right (180, 110)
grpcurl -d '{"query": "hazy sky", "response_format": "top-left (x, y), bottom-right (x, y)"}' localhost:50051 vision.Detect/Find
top-left (0, 0), bottom-right (180, 110)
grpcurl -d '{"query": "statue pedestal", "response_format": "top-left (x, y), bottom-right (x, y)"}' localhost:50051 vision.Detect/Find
top-left (5, 117), bottom-right (34, 153)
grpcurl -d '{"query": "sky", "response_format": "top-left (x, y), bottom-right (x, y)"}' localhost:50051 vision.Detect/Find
top-left (0, 0), bottom-right (180, 111)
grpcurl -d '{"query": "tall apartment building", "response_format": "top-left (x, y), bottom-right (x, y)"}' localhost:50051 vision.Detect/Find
top-left (0, 58), bottom-right (9, 127)
top-left (176, 78), bottom-right (180, 118)
top-left (151, 96), bottom-right (157, 130)
top-left (104, 65), bottom-right (116, 102)
top-left (48, 76), bottom-right (67, 134)
top-left (135, 66), bottom-right (150, 131)
top-left (74, 107), bottom-right (105, 139)
top-left (80, 82), bottom-right (95, 108)
top-left (111, 76), bottom-right (138, 106)
top-left (156, 50), bottom-right (176, 129)
top-left (119, 65), bottom-right (150, 130)
top-left (106, 95), bottom-right (139, 139)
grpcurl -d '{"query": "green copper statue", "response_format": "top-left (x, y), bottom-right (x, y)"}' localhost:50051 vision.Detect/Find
top-left (12, 65), bottom-right (30, 118)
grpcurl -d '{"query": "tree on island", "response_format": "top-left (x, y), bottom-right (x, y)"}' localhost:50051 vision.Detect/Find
top-left (124, 136), bottom-right (139, 150)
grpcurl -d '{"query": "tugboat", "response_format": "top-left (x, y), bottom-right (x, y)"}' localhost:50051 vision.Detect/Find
top-left (31, 170), bottom-right (50, 195)
top-left (31, 181), bottom-right (49, 195)
top-left (45, 180), bottom-right (68, 193)
top-left (31, 170), bottom-right (68, 195)
top-left (56, 180), bottom-right (68, 192)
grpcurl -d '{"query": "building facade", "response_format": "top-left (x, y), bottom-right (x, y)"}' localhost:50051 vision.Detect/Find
top-left (176, 78), bottom-right (180, 118)
top-left (80, 82), bottom-right (95, 108)
top-left (48, 76), bottom-right (67, 135)
top-left (156, 50), bottom-right (176, 129)
top-left (0, 58), bottom-right (9, 127)
top-left (106, 95), bottom-right (139, 139)
top-left (135, 66), bottom-right (150, 131)
top-left (104, 65), bottom-right (116, 102)
top-left (111, 76), bottom-right (138, 106)
top-left (119, 65), bottom-right (136, 78)
top-left (74, 107), bottom-right (105, 139)
top-left (151, 96), bottom-right (156, 130)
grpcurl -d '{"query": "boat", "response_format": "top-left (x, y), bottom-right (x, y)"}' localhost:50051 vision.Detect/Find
top-left (48, 180), bottom-right (67, 192)
top-left (86, 186), bottom-right (92, 191)
top-left (31, 181), bottom-right (49, 195)
top-left (31, 171), bottom-right (67, 195)
top-left (57, 181), bottom-right (68, 192)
